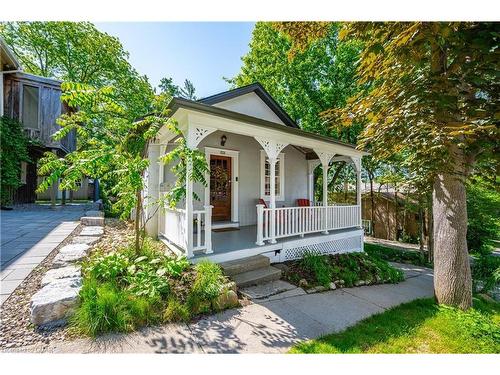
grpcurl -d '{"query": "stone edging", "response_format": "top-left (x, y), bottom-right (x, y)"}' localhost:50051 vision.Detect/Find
top-left (29, 209), bottom-right (105, 327)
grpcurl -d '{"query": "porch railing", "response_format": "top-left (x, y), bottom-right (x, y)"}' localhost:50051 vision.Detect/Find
top-left (159, 205), bottom-right (213, 255)
top-left (256, 204), bottom-right (361, 245)
top-left (159, 207), bottom-right (188, 250)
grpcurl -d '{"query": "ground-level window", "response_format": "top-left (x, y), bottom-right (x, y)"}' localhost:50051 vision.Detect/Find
top-left (22, 85), bottom-right (40, 129)
top-left (260, 151), bottom-right (285, 201)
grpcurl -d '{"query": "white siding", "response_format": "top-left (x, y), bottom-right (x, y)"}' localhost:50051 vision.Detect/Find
top-left (212, 92), bottom-right (286, 125)
top-left (161, 131), bottom-right (309, 226)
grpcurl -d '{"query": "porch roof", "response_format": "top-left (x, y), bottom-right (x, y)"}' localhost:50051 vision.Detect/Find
top-left (167, 97), bottom-right (368, 157)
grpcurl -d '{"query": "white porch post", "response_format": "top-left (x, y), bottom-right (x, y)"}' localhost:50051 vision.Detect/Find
top-left (256, 204), bottom-right (265, 245)
top-left (307, 160), bottom-right (320, 204)
top-left (351, 156), bottom-right (362, 227)
top-left (183, 121), bottom-right (217, 258)
top-left (269, 156), bottom-right (278, 244)
top-left (254, 137), bottom-right (288, 245)
top-left (204, 205), bottom-right (213, 253)
top-left (315, 151), bottom-right (335, 234)
top-left (185, 157), bottom-right (194, 258)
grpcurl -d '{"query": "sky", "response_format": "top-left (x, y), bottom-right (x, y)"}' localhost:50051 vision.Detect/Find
top-left (95, 22), bottom-right (255, 98)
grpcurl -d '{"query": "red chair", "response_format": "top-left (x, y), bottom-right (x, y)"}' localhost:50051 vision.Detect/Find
top-left (296, 199), bottom-right (311, 207)
top-left (258, 198), bottom-right (268, 208)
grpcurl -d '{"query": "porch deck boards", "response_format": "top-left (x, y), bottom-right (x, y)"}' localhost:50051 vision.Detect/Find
top-left (192, 225), bottom-right (357, 259)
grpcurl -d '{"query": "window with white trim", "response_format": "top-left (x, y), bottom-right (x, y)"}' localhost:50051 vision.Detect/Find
top-left (260, 151), bottom-right (285, 201)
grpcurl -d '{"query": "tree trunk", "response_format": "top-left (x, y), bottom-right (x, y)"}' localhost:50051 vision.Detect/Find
top-left (369, 177), bottom-right (375, 236)
top-left (433, 161), bottom-right (472, 310)
top-left (134, 189), bottom-right (142, 254)
top-left (394, 188), bottom-right (399, 241)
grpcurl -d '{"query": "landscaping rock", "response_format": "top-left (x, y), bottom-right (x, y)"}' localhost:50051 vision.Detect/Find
top-left (71, 236), bottom-right (100, 245)
top-left (41, 265), bottom-right (81, 287)
top-left (80, 216), bottom-right (105, 226)
top-left (329, 282), bottom-right (337, 290)
top-left (80, 226), bottom-right (104, 237)
top-left (30, 278), bottom-right (82, 326)
top-left (213, 289), bottom-right (239, 310)
top-left (306, 285), bottom-right (328, 294)
top-left (354, 280), bottom-right (366, 287)
top-left (298, 278), bottom-right (309, 288)
top-left (85, 210), bottom-right (104, 218)
top-left (52, 244), bottom-right (90, 268)
top-left (223, 281), bottom-right (237, 293)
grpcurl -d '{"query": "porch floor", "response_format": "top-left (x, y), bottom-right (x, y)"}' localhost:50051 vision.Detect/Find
top-left (192, 225), bottom-right (359, 261)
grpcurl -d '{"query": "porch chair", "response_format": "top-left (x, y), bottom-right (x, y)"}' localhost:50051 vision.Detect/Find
top-left (296, 198), bottom-right (311, 207)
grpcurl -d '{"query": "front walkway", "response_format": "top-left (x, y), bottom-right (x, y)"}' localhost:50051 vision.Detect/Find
top-left (0, 204), bottom-right (89, 305)
top-left (364, 236), bottom-right (426, 252)
top-left (16, 263), bottom-right (434, 353)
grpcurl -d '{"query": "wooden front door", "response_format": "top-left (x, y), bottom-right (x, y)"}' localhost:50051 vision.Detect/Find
top-left (210, 155), bottom-right (232, 222)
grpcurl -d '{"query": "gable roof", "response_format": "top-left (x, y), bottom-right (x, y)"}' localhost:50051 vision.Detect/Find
top-left (0, 37), bottom-right (22, 71)
top-left (197, 82), bottom-right (299, 128)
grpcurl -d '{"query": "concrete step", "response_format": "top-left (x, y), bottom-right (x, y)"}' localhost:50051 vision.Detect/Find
top-left (231, 266), bottom-right (282, 288)
top-left (220, 255), bottom-right (270, 277)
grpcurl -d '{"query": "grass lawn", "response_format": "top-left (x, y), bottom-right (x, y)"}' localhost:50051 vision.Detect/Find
top-left (290, 296), bottom-right (500, 354)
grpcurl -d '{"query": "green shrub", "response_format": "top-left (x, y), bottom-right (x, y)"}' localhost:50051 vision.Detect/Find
top-left (71, 279), bottom-right (160, 336)
top-left (163, 298), bottom-right (191, 323)
top-left (125, 256), bottom-right (170, 298)
top-left (161, 256), bottom-right (190, 278)
top-left (467, 180), bottom-right (500, 255)
top-left (190, 261), bottom-right (225, 301)
top-left (85, 252), bottom-right (131, 283)
top-left (0, 116), bottom-right (30, 206)
top-left (472, 254), bottom-right (500, 293)
top-left (300, 250), bottom-right (332, 287)
top-left (364, 243), bottom-right (430, 267)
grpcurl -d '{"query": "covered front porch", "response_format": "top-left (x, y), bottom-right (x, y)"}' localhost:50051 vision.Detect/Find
top-left (146, 95), bottom-right (367, 263)
top-left (191, 225), bottom-right (364, 263)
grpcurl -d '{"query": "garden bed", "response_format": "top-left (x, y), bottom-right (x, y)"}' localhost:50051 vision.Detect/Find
top-left (70, 223), bottom-right (238, 337)
top-left (282, 251), bottom-right (404, 291)
top-left (364, 243), bottom-right (432, 268)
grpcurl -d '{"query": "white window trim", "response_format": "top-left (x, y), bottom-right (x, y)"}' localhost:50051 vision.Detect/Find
top-left (204, 147), bottom-right (239, 223)
top-left (260, 150), bottom-right (285, 201)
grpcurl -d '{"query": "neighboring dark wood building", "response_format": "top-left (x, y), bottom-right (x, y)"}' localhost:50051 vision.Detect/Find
top-left (1, 39), bottom-right (76, 204)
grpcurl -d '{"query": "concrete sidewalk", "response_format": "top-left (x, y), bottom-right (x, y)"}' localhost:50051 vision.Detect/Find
top-left (0, 204), bottom-right (89, 305)
top-left (18, 263), bottom-right (434, 354)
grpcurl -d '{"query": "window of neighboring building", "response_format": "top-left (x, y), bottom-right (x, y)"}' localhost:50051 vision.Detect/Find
top-left (260, 151), bottom-right (285, 201)
top-left (20, 161), bottom-right (27, 184)
top-left (22, 85), bottom-right (39, 129)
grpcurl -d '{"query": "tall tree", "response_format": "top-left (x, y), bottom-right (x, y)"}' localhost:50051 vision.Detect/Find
top-left (277, 22), bottom-right (499, 309)
top-left (0, 21), bottom-right (152, 117)
top-left (159, 77), bottom-right (197, 100)
top-left (229, 22), bottom-right (361, 139)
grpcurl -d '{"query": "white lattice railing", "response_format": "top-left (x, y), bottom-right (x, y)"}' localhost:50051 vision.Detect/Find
top-left (256, 204), bottom-right (361, 245)
top-left (159, 207), bottom-right (188, 250)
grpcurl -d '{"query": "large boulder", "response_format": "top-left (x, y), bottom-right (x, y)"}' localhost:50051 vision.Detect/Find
top-left (80, 226), bottom-right (104, 237)
top-left (30, 278), bottom-right (82, 326)
top-left (41, 265), bottom-right (81, 287)
top-left (213, 289), bottom-right (239, 311)
top-left (52, 244), bottom-right (90, 268)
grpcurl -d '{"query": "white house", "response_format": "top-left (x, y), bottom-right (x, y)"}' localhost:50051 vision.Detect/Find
top-left (145, 83), bottom-right (367, 263)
